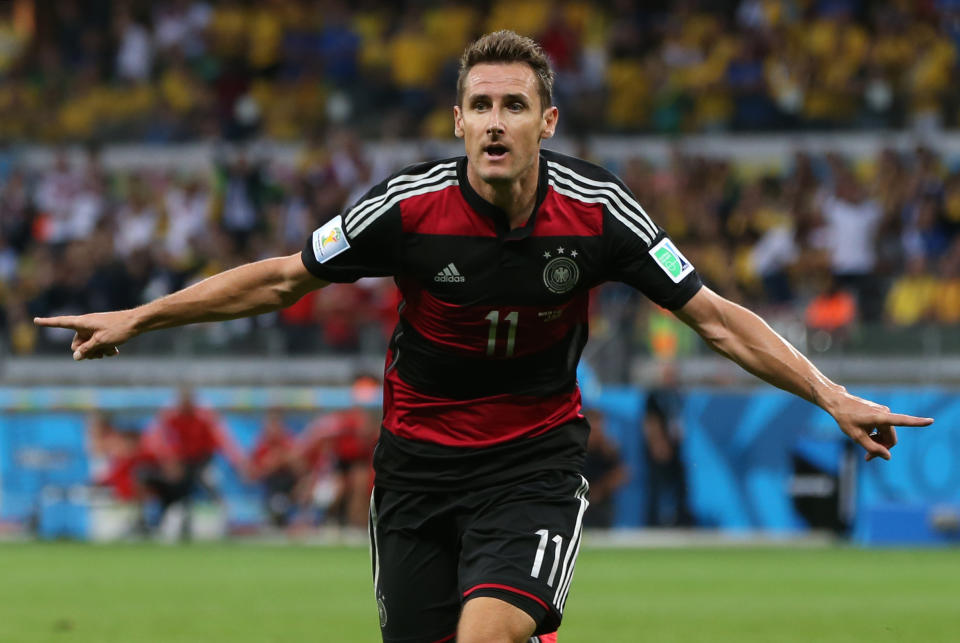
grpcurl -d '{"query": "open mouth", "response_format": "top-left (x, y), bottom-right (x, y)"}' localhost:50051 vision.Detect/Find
top-left (484, 144), bottom-right (509, 160)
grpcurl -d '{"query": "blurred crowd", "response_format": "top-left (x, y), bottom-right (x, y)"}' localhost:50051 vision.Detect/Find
top-left (3, 0), bottom-right (960, 358)
top-left (4, 136), bottom-right (960, 358)
top-left (2, 0), bottom-right (960, 142)
top-left (88, 382), bottom-right (380, 535)
top-left (85, 383), bottom-right (646, 535)
top-left (2, 138), bottom-right (401, 355)
top-left (621, 144), bottom-right (960, 332)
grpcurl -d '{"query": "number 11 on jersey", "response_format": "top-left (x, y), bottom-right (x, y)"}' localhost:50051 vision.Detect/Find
top-left (485, 310), bottom-right (519, 357)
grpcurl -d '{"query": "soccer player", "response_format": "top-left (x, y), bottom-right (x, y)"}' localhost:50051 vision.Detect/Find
top-left (35, 31), bottom-right (932, 643)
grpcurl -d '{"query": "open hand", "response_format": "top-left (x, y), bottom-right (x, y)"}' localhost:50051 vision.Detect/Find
top-left (829, 391), bottom-right (934, 461)
top-left (34, 311), bottom-right (138, 361)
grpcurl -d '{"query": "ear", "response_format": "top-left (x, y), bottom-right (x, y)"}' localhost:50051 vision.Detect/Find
top-left (453, 105), bottom-right (465, 138)
top-left (540, 106), bottom-right (559, 140)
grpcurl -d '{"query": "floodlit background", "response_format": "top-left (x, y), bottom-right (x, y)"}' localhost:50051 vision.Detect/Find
top-left (1, 1), bottom-right (958, 641)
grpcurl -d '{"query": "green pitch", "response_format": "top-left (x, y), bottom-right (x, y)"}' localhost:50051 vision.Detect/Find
top-left (1, 543), bottom-right (958, 642)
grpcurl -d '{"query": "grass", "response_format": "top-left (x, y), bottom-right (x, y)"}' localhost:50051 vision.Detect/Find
top-left (1, 543), bottom-right (958, 642)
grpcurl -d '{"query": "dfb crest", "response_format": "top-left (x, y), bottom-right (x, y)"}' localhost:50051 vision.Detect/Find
top-left (543, 256), bottom-right (580, 294)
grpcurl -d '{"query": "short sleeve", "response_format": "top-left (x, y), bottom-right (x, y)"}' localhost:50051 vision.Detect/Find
top-left (601, 179), bottom-right (701, 310)
top-left (301, 180), bottom-right (403, 282)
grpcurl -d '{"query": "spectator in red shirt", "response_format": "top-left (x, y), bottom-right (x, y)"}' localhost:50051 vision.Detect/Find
top-left (88, 412), bottom-right (157, 504)
top-left (300, 376), bottom-right (379, 528)
top-left (139, 386), bottom-right (248, 538)
top-left (249, 409), bottom-right (301, 527)
top-left (98, 429), bottom-right (159, 503)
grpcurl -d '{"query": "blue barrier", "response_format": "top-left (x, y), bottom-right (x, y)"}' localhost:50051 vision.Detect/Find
top-left (1, 386), bottom-right (956, 543)
top-left (584, 386), bottom-right (957, 541)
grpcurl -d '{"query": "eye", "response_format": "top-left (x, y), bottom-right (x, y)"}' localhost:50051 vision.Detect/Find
top-left (508, 102), bottom-right (525, 111)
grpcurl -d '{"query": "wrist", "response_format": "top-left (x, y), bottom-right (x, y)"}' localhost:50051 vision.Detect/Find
top-left (813, 382), bottom-right (848, 417)
top-left (128, 306), bottom-right (152, 334)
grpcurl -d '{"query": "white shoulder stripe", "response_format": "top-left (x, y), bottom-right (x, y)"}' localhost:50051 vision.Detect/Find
top-left (547, 160), bottom-right (657, 235)
top-left (547, 161), bottom-right (658, 238)
top-left (344, 162), bottom-right (457, 230)
top-left (549, 178), bottom-right (653, 245)
top-left (348, 177), bottom-right (459, 238)
top-left (344, 161), bottom-right (457, 230)
top-left (548, 170), bottom-right (655, 242)
top-left (346, 169), bottom-right (457, 236)
top-left (386, 160), bottom-right (458, 189)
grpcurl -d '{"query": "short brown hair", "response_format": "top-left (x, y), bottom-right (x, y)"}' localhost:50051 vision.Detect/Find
top-left (457, 30), bottom-right (555, 111)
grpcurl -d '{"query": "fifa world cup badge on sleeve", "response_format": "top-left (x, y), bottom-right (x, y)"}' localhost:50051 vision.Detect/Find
top-left (649, 238), bottom-right (694, 283)
top-left (312, 215), bottom-right (351, 263)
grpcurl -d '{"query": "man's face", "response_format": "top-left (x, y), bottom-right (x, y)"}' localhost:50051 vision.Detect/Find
top-left (265, 412), bottom-right (284, 437)
top-left (454, 62), bottom-right (558, 185)
top-left (177, 386), bottom-right (195, 413)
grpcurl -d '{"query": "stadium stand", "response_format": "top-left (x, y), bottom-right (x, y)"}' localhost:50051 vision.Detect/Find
top-left (2, 1), bottom-right (960, 140)
top-left (4, 1), bottom-right (960, 364)
top-left (5, 139), bottom-right (960, 360)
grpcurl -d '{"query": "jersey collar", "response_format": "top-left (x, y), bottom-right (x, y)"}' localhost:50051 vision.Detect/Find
top-left (457, 154), bottom-right (550, 240)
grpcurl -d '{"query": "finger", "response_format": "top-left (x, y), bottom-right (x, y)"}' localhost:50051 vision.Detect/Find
top-left (855, 431), bottom-right (891, 461)
top-left (863, 448), bottom-right (890, 462)
top-left (874, 425), bottom-right (897, 449)
top-left (882, 413), bottom-right (934, 427)
top-left (34, 316), bottom-right (82, 329)
top-left (73, 340), bottom-right (101, 361)
top-left (79, 344), bottom-right (119, 361)
top-left (865, 426), bottom-right (897, 461)
top-left (71, 333), bottom-right (83, 351)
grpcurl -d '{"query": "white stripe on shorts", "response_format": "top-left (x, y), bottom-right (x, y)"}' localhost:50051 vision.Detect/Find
top-left (553, 475), bottom-right (589, 612)
top-left (368, 488), bottom-right (381, 593)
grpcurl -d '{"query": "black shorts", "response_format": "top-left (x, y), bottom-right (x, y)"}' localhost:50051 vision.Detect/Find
top-left (368, 470), bottom-right (589, 642)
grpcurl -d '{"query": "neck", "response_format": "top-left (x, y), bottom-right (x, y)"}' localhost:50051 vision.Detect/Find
top-left (466, 153), bottom-right (541, 229)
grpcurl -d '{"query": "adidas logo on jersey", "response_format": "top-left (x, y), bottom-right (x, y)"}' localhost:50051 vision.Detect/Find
top-left (434, 262), bottom-right (465, 283)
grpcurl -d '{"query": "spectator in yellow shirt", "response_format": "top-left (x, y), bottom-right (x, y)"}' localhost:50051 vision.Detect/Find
top-left (885, 255), bottom-right (938, 326)
top-left (387, 10), bottom-right (439, 118)
top-left (933, 245), bottom-right (960, 325)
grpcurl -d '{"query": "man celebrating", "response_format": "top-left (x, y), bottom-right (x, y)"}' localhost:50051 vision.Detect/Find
top-left (36, 31), bottom-right (932, 643)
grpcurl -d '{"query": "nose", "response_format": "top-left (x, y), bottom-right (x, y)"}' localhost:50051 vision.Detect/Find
top-left (486, 110), bottom-right (504, 136)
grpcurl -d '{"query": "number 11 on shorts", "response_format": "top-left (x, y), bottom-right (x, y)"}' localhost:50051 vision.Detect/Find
top-left (530, 528), bottom-right (563, 587)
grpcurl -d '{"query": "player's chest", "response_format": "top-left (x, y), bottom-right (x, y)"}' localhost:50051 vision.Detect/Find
top-left (401, 234), bottom-right (605, 305)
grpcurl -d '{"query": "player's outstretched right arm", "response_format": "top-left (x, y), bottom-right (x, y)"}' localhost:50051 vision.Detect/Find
top-left (674, 286), bottom-right (933, 461)
top-left (34, 253), bottom-right (328, 361)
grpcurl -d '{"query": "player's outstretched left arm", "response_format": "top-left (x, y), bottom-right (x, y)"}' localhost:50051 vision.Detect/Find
top-left (34, 253), bottom-right (328, 361)
top-left (674, 286), bottom-right (934, 461)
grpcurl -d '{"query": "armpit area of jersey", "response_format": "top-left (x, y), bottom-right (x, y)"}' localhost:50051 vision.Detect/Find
top-left (649, 272), bottom-right (703, 311)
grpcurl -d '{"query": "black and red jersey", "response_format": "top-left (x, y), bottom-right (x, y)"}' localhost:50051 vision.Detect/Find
top-left (301, 149), bottom-right (701, 490)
